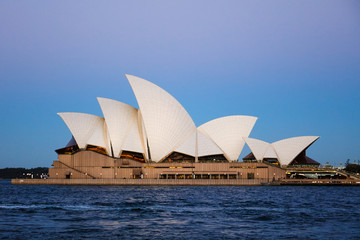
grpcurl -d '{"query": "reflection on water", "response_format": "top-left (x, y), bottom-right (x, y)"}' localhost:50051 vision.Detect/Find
top-left (0, 180), bottom-right (359, 239)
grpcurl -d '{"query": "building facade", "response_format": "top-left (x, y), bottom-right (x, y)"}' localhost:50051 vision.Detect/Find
top-left (50, 75), bottom-right (319, 181)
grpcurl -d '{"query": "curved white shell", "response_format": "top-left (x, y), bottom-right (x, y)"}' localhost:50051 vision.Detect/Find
top-left (243, 137), bottom-right (270, 160)
top-left (58, 112), bottom-right (111, 154)
top-left (126, 74), bottom-right (196, 162)
top-left (244, 136), bottom-right (319, 165)
top-left (174, 129), bottom-right (224, 157)
top-left (97, 97), bottom-right (142, 157)
top-left (198, 116), bottom-right (257, 161)
top-left (272, 136), bottom-right (319, 165)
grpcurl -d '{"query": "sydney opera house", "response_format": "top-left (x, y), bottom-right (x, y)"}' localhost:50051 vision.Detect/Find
top-left (49, 75), bottom-right (319, 182)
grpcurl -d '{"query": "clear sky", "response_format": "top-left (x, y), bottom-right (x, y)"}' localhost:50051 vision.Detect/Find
top-left (0, 0), bottom-right (359, 168)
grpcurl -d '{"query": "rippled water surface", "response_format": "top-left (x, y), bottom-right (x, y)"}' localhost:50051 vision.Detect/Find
top-left (0, 180), bottom-right (359, 239)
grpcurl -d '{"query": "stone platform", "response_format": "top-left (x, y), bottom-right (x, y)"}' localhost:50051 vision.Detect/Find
top-left (12, 178), bottom-right (266, 186)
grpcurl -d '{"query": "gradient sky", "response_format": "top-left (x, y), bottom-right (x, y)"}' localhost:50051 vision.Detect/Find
top-left (0, 0), bottom-right (359, 168)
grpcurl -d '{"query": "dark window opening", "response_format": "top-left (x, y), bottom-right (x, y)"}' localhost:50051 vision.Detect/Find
top-left (198, 154), bottom-right (228, 163)
top-left (162, 152), bottom-right (195, 163)
top-left (55, 145), bottom-right (80, 155)
top-left (86, 145), bottom-right (108, 155)
top-left (120, 151), bottom-right (145, 162)
top-left (263, 158), bottom-right (280, 165)
top-left (247, 173), bottom-right (255, 179)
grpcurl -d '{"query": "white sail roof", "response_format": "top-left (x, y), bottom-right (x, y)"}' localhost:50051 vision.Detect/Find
top-left (58, 112), bottom-right (111, 154)
top-left (174, 129), bottom-right (224, 157)
top-left (198, 116), bottom-right (257, 161)
top-left (174, 129), bottom-right (196, 156)
top-left (244, 136), bottom-right (319, 165)
top-left (137, 110), bottom-right (149, 161)
top-left (97, 97), bottom-right (143, 157)
top-left (126, 74), bottom-right (196, 162)
top-left (197, 130), bottom-right (224, 157)
top-left (243, 137), bottom-right (270, 160)
top-left (272, 136), bottom-right (319, 165)
top-left (263, 145), bottom-right (278, 159)
top-left (121, 113), bottom-right (145, 155)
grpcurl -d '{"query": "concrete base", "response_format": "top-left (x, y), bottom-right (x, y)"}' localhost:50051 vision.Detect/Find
top-left (12, 178), bottom-right (267, 186)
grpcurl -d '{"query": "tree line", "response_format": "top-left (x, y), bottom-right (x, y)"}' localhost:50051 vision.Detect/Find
top-left (344, 164), bottom-right (360, 174)
top-left (0, 167), bottom-right (48, 179)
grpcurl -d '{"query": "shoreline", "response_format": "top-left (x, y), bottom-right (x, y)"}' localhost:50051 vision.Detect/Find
top-left (12, 178), bottom-right (264, 186)
top-left (11, 178), bottom-right (360, 186)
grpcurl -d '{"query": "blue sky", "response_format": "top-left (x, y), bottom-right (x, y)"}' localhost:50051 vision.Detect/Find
top-left (0, 0), bottom-right (359, 168)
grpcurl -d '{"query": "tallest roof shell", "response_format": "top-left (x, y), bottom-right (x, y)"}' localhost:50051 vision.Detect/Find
top-left (126, 74), bottom-right (196, 162)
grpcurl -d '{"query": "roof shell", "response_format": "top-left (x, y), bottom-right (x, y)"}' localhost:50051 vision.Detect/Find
top-left (97, 97), bottom-right (143, 157)
top-left (126, 74), bottom-right (196, 162)
top-left (58, 112), bottom-right (111, 154)
top-left (197, 130), bottom-right (224, 157)
top-left (174, 129), bottom-right (224, 157)
top-left (243, 137), bottom-right (270, 160)
top-left (263, 145), bottom-right (278, 159)
top-left (244, 136), bottom-right (319, 165)
top-left (121, 112), bottom-right (145, 155)
top-left (272, 136), bottom-right (319, 165)
top-left (198, 116), bottom-right (257, 161)
top-left (137, 110), bottom-right (149, 160)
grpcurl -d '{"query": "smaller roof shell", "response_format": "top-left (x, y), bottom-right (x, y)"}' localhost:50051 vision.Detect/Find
top-left (58, 112), bottom-right (111, 154)
top-left (244, 136), bottom-right (319, 166)
top-left (97, 97), bottom-right (143, 157)
top-left (121, 113), bottom-right (145, 155)
top-left (242, 137), bottom-right (269, 160)
top-left (272, 136), bottom-right (319, 165)
top-left (174, 129), bottom-right (224, 157)
top-left (198, 116), bottom-right (257, 161)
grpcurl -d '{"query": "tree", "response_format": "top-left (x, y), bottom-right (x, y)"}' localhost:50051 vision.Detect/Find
top-left (344, 164), bottom-right (360, 174)
top-left (345, 159), bottom-right (350, 167)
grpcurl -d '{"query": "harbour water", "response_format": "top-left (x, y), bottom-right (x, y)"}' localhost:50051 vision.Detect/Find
top-left (1, 179), bottom-right (359, 239)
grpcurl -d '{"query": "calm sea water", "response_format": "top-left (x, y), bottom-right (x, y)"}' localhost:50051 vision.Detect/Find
top-left (0, 180), bottom-right (359, 239)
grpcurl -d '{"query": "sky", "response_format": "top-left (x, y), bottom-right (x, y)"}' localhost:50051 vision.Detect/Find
top-left (0, 0), bottom-right (359, 168)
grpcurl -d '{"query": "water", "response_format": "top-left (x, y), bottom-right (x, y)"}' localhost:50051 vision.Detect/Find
top-left (0, 180), bottom-right (359, 239)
